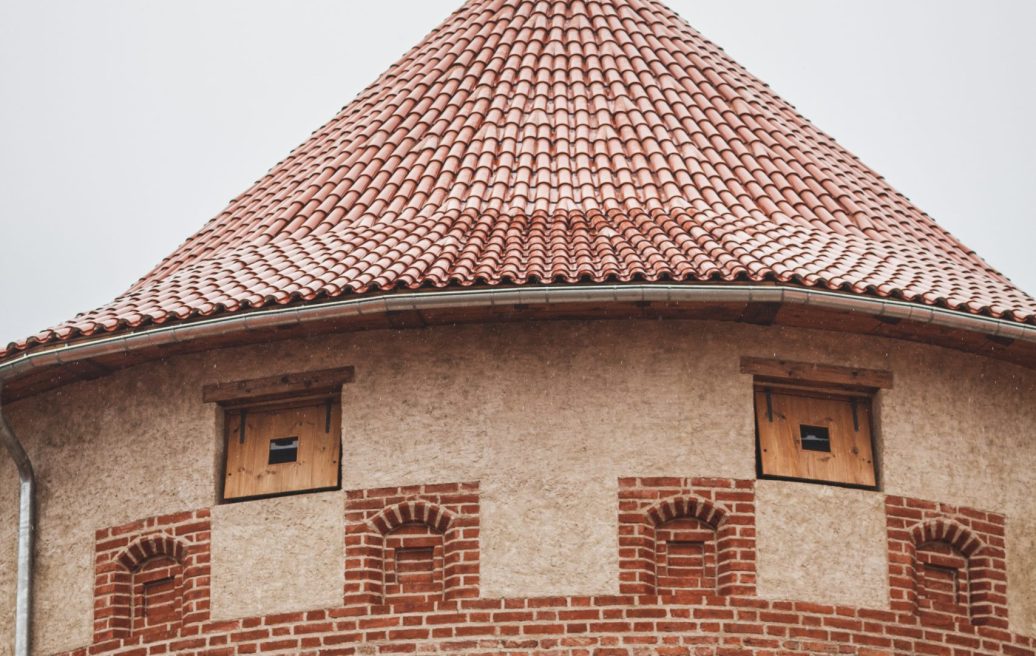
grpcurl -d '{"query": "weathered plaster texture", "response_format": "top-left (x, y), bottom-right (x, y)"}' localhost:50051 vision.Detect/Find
top-left (880, 344), bottom-right (1036, 517)
top-left (0, 319), bottom-right (1034, 647)
top-left (1010, 516), bottom-right (1036, 636)
top-left (480, 474), bottom-right (618, 596)
top-left (4, 358), bottom-right (220, 653)
top-left (0, 457), bottom-right (16, 656)
top-left (211, 491), bottom-right (344, 621)
top-left (342, 321), bottom-right (756, 597)
top-left (755, 480), bottom-right (889, 609)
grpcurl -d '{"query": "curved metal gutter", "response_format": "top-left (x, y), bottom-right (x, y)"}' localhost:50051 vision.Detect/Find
top-left (1, 284), bottom-right (1035, 382)
top-left (0, 383), bottom-right (34, 656)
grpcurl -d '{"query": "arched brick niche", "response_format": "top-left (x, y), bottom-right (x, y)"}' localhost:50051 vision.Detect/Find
top-left (618, 477), bottom-right (756, 597)
top-left (886, 496), bottom-right (1008, 629)
top-left (344, 482), bottom-right (480, 606)
top-left (92, 509), bottom-right (211, 645)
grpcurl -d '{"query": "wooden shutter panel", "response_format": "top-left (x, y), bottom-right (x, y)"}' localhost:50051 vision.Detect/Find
top-left (223, 400), bottom-right (342, 501)
top-left (754, 387), bottom-right (877, 488)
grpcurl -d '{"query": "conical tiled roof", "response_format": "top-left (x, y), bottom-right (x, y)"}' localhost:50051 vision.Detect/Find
top-left (6, 0), bottom-right (1035, 356)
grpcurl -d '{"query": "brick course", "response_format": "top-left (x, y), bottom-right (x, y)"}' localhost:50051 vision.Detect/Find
top-left (60, 485), bottom-right (1032, 656)
top-left (59, 593), bottom-right (1034, 656)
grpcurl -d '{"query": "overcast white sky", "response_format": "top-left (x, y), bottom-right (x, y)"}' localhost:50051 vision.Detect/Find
top-left (1, 0), bottom-right (1033, 347)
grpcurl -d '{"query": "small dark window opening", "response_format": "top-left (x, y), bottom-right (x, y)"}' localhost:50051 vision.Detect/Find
top-left (268, 437), bottom-right (299, 464)
top-left (395, 547), bottom-right (436, 588)
top-left (921, 564), bottom-right (960, 606)
top-left (799, 425), bottom-right (831, 452)
top-left (141, 576), bottom-right (178, 628)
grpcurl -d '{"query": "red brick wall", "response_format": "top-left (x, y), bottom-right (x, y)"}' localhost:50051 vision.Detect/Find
top-left (91, 509), bottom-right (211, 648)
top-left (343, 482), bottom-right (480, 606)
top-left (62, 484), bottom-right (1033, 656)
top-left (885, 495), bottom-right (1009, 630)
top-left (617, 477), bottom-right (756, 598)
top-left (61, 593), bottom-right (1034, 656)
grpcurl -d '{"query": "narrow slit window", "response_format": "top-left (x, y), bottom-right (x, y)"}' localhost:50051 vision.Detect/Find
top-left (921, 564), bottom-right (960, 606)
top-left (666, 541), bottom-right (706, 578)
top-left (142, 577), bottom-right (177, 627)
top-left (799, 425), bottom-right (831, 452)
top-left (268, 437), bottom-right (299, 464)
top-left (395, 547), bottom-right (436, 587)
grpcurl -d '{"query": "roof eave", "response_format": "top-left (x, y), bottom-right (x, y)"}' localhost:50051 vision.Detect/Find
top-left (3, 282), bottom-right (1035, 402)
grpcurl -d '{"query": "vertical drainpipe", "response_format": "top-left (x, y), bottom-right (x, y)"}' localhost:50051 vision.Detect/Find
top-left (0, 382), bottom-right (34, 656)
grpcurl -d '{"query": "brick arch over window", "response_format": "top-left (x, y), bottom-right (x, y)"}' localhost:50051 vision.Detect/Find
top-left (645, 495), bottom-right (728, 530)
top-left (910, 519), bottom-right (1001, 626)
top-left (344, 483), bottom-right (480, 606)
top-left (618, 478), bottom-right (756, 598)
top-left (372, 501), bottom-right (456, 604)
top-left (116, 534), bottom-right (188, 637)
top-left (115, 533), bottom-right (189, 570)
top-left (911, 519), bottom-right (984, 558)
top-left (885, 496), bottom-right (1008, 631)
top-left (92, 510), bottom-right (211, 645)
top-left (369, 499), bottom-right (456, 535)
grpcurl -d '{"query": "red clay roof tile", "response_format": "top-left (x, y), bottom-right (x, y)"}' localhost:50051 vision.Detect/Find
top-left (3, 0), bottom-right (1035, 359)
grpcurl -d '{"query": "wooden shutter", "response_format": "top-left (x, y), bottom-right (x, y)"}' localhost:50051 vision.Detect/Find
top-left (754, 387), bottom-right (877, 488)
top-left (223, 399), bottom-right (342, 501)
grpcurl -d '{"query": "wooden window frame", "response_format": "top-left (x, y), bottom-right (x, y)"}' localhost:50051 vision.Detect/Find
top-left (742, 357), bottom-right (890, 491)
top-left (205, 366), bottom-right (354, 503)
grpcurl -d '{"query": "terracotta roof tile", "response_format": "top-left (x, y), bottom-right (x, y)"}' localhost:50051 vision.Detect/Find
top-left (4, 0), bottom-right (1035, 358)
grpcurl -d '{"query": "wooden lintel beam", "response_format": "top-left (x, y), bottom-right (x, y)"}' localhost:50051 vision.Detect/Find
top-left (740, 356), bottom-right (893, 390)
top-left (202, 366), bottom-right (355, 404)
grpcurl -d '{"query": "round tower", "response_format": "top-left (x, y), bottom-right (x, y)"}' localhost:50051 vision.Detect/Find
top-left (1, 1), bottom-right (1034, 655)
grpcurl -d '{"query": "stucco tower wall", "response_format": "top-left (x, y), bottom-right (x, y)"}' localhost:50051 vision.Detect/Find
top-left (0, 319), bottom-right (1034, 654)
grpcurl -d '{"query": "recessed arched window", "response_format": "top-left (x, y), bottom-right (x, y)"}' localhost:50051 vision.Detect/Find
top-left (885, 498), bottom-right (1009, 631)
top-left (383, 522), bottom-right (445, 602)
top-left (643, 495), bottom-right (732, 597)
top-left (910, 519), bottom-right (992, 626)
top-left (366, 499), bottom-right (467, 604)
top-left (343, 485), bottom-right (481, 607)
top-left (617, 479), bottom-right (757, 598)
top-left (655, 516), bottom-right (718, 595)
top-left (107, 534), bottom-right (189, 640)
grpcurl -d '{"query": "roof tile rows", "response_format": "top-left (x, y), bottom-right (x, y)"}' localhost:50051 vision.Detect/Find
top-left (5, 0), bottom-right (1034, 357)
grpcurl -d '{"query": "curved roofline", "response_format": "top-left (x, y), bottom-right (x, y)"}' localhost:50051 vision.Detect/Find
top-left (12, 0), bottom-right (1034, 356)
top-left (2, 283), bottom-right (1035, 387)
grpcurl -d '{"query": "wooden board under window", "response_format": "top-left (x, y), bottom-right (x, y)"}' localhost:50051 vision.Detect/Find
top-left (754, 387), bottom-right (877, 488)
top-left (223, 400), bottom-right (342, 501)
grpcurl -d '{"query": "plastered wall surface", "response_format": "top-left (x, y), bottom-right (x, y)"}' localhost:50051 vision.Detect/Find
top-left (0, 457), bottom-right (17, 656)
top-left (1010, 516), bottom-right (1036, 636)
top-left (0, 319), bottom-right (1034, 652)
top-left (4, 359), bottom-right (219, 653)
top-left (755, 480), bottom-right (889, 609)
top-left (343, 321), bottom-right (756, 597)
top-left (880, 344), bottom-right (1036, 515)
top-left (211, 490), bottom-right (344, 621)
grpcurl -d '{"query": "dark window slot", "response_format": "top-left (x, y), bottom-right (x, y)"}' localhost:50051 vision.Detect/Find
top-left (268, 436), bottom-right (299, 464)
top-left (799, 424), bottom-right (831, 452)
